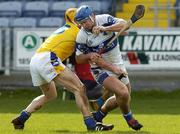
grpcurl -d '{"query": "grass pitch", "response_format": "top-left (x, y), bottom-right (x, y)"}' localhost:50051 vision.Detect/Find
top-left (0, 89), bottom-right (180, 134)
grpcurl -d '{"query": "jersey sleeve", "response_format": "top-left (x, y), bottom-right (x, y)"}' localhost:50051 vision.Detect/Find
top-left (98, 14), bottom-right (125, 26)
top-left (75, 30), bottom-right (90, 55)
top-left (97, 14), bottom-right (118, 26)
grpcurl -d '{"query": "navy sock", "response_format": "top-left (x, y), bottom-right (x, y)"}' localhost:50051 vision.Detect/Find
top-left (18, 111), bottom-right (30, 124)
top-left (84, 116), bottom-right (96, 129)
top-left (123, 111), bottom-right (133, 122)
top-left (94, 110), bottom-right (106, 122)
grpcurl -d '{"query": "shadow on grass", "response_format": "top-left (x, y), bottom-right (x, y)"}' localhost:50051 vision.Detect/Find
top-left (54, 130), bottom-right (150, 134)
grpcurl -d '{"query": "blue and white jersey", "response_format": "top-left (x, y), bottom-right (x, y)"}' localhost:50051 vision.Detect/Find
top-left (75, 14), bottom-right (129, 85)
top-left (76, 14), bottom-right (124, 66)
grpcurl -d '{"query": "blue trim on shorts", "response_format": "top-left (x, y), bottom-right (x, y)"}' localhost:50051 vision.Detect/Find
top-left (97, 72), bottom-right (109, 84)
top-left (50, 52), bottom-right (59, 66)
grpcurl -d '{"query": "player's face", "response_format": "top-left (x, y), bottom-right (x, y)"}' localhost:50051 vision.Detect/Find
top-left (79, 16), bottom-right (95, 32)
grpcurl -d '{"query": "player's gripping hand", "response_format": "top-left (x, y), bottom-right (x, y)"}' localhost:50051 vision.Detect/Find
top-left (87, 52), bottom-right (102, 64)
top-left (92, 26), bottom-right (106, 34)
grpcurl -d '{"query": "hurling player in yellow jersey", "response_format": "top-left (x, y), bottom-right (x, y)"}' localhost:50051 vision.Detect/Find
top-left (11, 8), bottom-right (113, 131)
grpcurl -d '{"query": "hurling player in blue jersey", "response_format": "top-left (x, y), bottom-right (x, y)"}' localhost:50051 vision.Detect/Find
top-left (75, 5), bottom-right (143, 131)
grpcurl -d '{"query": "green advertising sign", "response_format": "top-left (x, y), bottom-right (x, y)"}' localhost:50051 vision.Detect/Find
top-left (21, 33), bottom-right (40, 51)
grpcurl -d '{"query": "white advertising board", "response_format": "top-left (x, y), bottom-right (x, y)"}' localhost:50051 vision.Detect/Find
top-left (14, 28), bottom-right (55, 70)
top-left (119, 29), bottom-right (180, 70)
top-left (14, 28), bottom-right (180, 70)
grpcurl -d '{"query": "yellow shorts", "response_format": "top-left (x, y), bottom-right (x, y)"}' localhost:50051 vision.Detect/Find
top-left (30, 52), bottom-right (65, 86)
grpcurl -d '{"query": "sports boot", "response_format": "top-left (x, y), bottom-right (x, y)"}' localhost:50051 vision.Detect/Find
top-left (88, 122), bottom-right (114, 131)
top-left (127, 119), bottom-right (143, 130)
top-left (11, 117), bottom-right (24, 129)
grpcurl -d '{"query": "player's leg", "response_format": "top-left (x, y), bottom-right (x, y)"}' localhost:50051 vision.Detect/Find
top-left (11, 82), bottom-right (57, 129)
top-left (80, 79), bottom-right (111, 111)
top-left (93, 76), bottom-right (142, 130)
top-left (90, 79), bottom-right (129, 112)
top-left (11, 52), bottom-right (60, 129)
top-left (80, 78), bottom-right (111, 111)
top-left (120, 73), bottom-right (143, 130)
top-left (126, 82), bottom-right (131, 93)
top-left (26, 82), bottom-right (57, 113)
top-left (101, 88), bottom-right (112, 103)
top-left (24, 51), bottom-right (60, 113)
top-left (81, 79), bottom-right (102, 100)
top-left (54, 68), bottom-right (90, 116)
top-left (122, 82), bottom-right (143, 130)
top-left (111, 64), bottom-right (143, 130)
top-left (92, 76), bottom-right (129, 119)
top-left (54, 67), bottom-right (114, 131)
top-left (89, 87), bottom-right (111, 111)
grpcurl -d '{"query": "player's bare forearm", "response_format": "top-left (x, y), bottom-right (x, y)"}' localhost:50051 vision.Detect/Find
top-left (93, 20), bottom-right (128, 34)
top-left (75, 54), bottom-right (90, 64)
top-left (103, 21), bottom-right (127, 32)
top-left (93, 57), bottom-right (126, 75)
top-left (75, 52), bottom-right (101, 64)
top-left (94, 57), bottom-right (114, 71)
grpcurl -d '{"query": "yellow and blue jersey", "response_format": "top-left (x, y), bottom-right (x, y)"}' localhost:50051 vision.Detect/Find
top-left (36, 22), bottom-right (79, 62)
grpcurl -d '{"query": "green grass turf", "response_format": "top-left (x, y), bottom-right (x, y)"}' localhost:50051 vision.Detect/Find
top-left (0, 89), bottom-right (180, 134)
